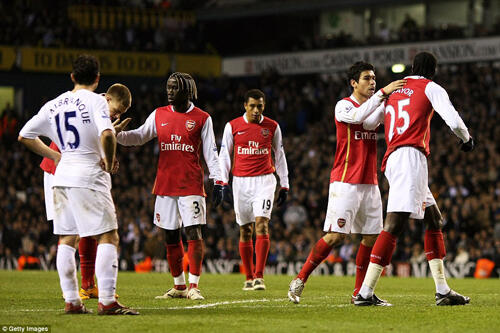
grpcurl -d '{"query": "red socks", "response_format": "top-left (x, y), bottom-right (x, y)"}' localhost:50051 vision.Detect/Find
top-left (353, 243), bottom-right (372, 296)
top-left (79, 236), bottom-right (97, 290)
top-left (424, 229), bottom-right (446, 260)
top-left (297, 238), bottom-right (332, 282)
top-left (239, 240), bottom-right (254, 280)
top-left (166, 241), bottom-right (185, 278)
top-left (370, 231), bottom-right (397, 267)
top-left (187, 239), bottom-right (204, 277)
top-left (255, 235), bottom-right (270, 279)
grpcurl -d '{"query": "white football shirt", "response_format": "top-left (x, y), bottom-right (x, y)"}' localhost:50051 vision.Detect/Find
top-left (19, 89), bottom-right (114, 192)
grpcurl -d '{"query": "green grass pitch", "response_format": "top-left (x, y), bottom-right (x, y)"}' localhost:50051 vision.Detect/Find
top-left (0, 271), bottom-right (499, 332)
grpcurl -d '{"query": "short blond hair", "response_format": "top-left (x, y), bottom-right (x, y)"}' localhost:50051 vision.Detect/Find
top-left (106, 83), bottom-right (131, 108)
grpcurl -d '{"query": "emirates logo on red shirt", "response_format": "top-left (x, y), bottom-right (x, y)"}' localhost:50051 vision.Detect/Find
top-left (261, 128), bottom-right (270, 138)
top-left (186, 120), bottom-right (196, 131)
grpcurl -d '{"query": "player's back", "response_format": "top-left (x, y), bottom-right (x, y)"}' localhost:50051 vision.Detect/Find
top-left (45, 89), bottom-right (113, 192)
top-left (382, 77), bottom-right (434, 171)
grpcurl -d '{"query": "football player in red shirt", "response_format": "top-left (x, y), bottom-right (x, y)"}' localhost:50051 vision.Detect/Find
top-left (116, 72), bottom-right (228, 300)
top-left (219, 89), bottom-right (289, 291)
top-left (355, 52), bottom-right (473, 306)
top-left (288, 62), bottom-right (406, 304)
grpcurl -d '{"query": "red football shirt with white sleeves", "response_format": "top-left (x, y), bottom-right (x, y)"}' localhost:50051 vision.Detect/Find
top-left (39, 141), bottom-right (60, 174)
top-left (330, 93), bottom-right (385, 185)
top-left (381, 76), bottom-right (470, 171)
top-left (117, 103), bottom-right (221, 197)
top-left (219, 114), bottom-right (289, 189)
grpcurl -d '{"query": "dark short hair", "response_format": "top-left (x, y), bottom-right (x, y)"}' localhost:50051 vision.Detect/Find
top-left (244, 89), bottom-right (265, 103)
top-left (348, 61), bottom-right (375, 84)
top-left (106, 83), bottom-right (131, 108)
top-left (72, 54), bottom-right (99, 85)
top-left (411, 52), bottom-right (437, 79)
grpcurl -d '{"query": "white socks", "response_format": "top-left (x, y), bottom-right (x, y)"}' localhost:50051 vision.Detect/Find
top-left (428, 259), bottom-right (451, 295)
top-left (359, 263), bottom-right (384, 298)
top-left (189, 273), bottom-right (200, 286)
top-left (57, 244), bottom-right (80, 305)
top-left (174, 273), bottom-right (186, 286)
top-left (95, 243), bottom-right (118, 306)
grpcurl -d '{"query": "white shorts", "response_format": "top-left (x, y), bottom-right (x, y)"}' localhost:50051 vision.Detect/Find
top-left (44, 172), bottom-right (54, 221)
top-left (385, 147), bottom-right (436, 219)
top-left (232, 174), bottom-right (277, 225)
top-left (323, 182), bottom-right (382, 235)
top-left (154, 195), bottom-right (206, 230)
top-left (53, 187), bottom-right (118, 237)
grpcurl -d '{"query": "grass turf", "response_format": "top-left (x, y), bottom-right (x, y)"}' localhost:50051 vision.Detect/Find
top-left (0, 271), bottom-right (499, 332)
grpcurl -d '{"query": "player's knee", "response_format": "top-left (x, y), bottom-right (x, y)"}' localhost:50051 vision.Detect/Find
top-left (323, 232), bottom-right (345, 246)
top-left (185, 225), bottom-right (202, 240)
top-left (255, 217), bottom-right (269, 235)
top-left (361, 234), bottom-right (378, 247)
top-left (165, 229), bottom-right (181, 244)
top-left (240, 224), bottom-right (253, 241)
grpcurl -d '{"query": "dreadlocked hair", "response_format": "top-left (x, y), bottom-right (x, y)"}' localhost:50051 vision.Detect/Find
top-left (168, 72), bottom-right (198, 100)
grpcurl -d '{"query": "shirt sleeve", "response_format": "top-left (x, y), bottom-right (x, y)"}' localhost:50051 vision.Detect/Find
top-left (335, 90), bottom-right (386, 124)
top-left (218, 122), bottom-right (234, 184)
top-left (272, 125), bottom-right (289, 189)
top-left (201, 116), bottom-right (222, 182)
top-left (117, 110), bottom-right (157, 146)
top-left (19, 106), bottom-right (53, 140)
top-left (93, 95), bottom-right (114, 136)
top-left (362, 103), bottom-right (385, 130)
top-left (425, 82), bottom-right (470, 142)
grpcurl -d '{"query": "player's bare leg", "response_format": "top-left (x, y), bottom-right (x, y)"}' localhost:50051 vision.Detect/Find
top-left (185, 225), bottom-right (205, 300)
top-left (355, 212), bottom-right (407, 306)
top-left (254, 217), bottom-right (270, 290)
top-left (58, 235), bottom-right (90, 314)
top-left (239, 223), bottom-right (255, 290)
top-left (423, 205), bottom-right (470, 305)
top-left (95, 230), bottom-right (138, 315)
top-left (156, 228), bottom-right (188, 299)
top-left (288, 232), bottom-right (345, 303)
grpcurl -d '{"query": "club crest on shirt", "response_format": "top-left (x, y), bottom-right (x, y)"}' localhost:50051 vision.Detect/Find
top-left (261, 128), bottom-right (270, 138)
top-left (186, 120), bottom-right (196, 131)
top-left (156, 213), bottom-right (161, 223)
top-left (337, 218), bottom-right (346, 228)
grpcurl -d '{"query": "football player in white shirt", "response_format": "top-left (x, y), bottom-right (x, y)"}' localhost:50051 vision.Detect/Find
top-left (18, 55), bottom-right (138, 315)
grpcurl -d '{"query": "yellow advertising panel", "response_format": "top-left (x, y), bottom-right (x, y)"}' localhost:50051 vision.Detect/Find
top-left (176, 54), bottom-right (221, 77)
top-left (0, 46), bottom-right (16, 71)
top-left (21, 47), bottom-right (172, 77)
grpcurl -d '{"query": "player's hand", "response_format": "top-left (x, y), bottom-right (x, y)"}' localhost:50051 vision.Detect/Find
top-left (460, 137), bottom-right (474, 152)
top-left (382, 79), bottom-right (407, 96)
top-left (100, 157), bottom-right (119, 173)
top-left (213, 182), bottom-right (233, 207)
top-left (113, 117), bottom-right (132, 134)
top-left (53, 152), bottom-right (61, 168)
top-left (276, 188), bottom-right (288, 207)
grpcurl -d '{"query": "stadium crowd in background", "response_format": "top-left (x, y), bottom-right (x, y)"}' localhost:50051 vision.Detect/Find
top-left (2, 1), bottom-right (500, 56)
top-left (1, 62), bottom-right (499, 277)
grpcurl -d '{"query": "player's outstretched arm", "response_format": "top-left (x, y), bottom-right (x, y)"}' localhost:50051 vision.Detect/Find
top-left (113, 117), bottom-right (132, 134)
top-left (336, 79), bottom-right (406, 125)
top-left (116, 111), bottom-right (157, 146)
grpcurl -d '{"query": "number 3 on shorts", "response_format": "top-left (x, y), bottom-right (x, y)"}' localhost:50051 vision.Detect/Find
top-left (193, 201), bottom-right (201, 216)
